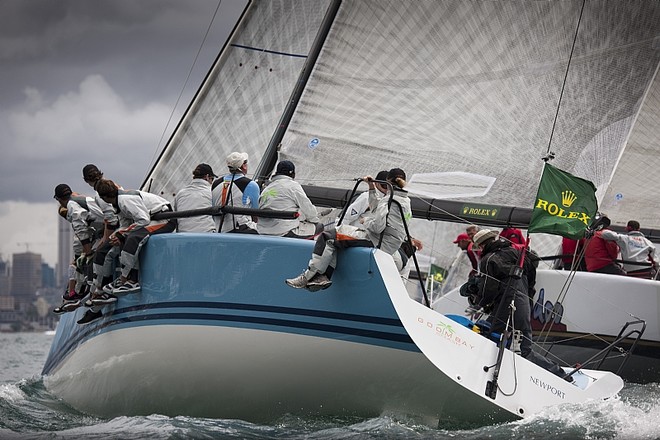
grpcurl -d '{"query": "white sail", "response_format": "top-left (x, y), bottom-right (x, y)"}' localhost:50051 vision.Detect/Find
top-left (278, 0), bottom-right (660, 229)
top-left (600, 67), bottom-right (660, 228)
top-left (143, 0), bottom-right (331, 199)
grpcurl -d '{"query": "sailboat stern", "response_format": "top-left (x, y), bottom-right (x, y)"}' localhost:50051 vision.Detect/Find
top-left (378, 251), bottom-right (624, 419)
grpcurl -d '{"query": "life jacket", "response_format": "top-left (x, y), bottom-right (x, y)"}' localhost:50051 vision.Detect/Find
top-left (213, 177), bottom-right (251, 206)
top-left (212, 176), bottom-right (253, 232)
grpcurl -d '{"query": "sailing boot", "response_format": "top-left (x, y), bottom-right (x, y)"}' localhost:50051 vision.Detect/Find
top-left (286, 269), bottom-right (315, 289)
top-left (306, 273), bottom-right (332, 291)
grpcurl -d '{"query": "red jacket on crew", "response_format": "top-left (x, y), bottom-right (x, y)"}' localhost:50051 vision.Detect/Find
top-left (584, 230), bottom-right (619, 272)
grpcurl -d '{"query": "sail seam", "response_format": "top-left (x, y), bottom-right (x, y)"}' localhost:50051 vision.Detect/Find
top-left (230, 43), bottom-right (308, 58)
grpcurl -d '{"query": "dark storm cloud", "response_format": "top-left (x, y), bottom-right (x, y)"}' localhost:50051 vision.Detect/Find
top-left (0, 0), bottom-right (245, 203)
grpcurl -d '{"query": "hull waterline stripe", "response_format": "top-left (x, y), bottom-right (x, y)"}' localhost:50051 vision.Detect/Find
top-left (112, 301), bottom-right (403, 327)
top-left (43, 311), bottom-right (414, 375)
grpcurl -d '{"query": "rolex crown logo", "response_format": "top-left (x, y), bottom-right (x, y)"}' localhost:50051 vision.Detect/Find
top-left (561, 190), bottom-right (577, 207)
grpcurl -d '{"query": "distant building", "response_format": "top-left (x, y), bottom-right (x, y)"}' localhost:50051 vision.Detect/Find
top-left (0, 259), bottom-right (9, 296)
top-left (0, 258), bottom-right (17, 328)
top-left (0, 294), bottom-right (18, 330)
top-left (42, 263), bottom-right (56, 288)
top-left (11, 252), bottom-right (42, 312)
top-left (57, 215), bottom-right (73, 288)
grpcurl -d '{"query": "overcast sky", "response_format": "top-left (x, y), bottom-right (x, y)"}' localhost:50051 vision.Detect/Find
top-left (0, 0), bottom-right (246, 266)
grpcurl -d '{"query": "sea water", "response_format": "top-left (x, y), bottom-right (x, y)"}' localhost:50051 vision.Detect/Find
top-left (1, 332), bottom-right (659, 440)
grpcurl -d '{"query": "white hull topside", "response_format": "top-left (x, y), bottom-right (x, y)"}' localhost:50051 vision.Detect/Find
top-left (44, 324), bottom-right (507, 426)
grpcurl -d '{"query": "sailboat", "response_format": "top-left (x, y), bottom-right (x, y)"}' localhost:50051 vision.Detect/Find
top-left (42, 0), bottom-right (659, 426)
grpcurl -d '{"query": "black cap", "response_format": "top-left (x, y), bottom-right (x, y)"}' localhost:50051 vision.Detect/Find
top-left (276, 160), bottom-right (295, 176)
top-left (387, 168), bottom-right (406, 181)
top-left (375, 170), bottom-right (388, 181)
top-left (193, 163), bottom-right (217, 178)
top-left (54, 184), bottom-right (72, 199)
top-left (82, 164), bottom-right (101, 181)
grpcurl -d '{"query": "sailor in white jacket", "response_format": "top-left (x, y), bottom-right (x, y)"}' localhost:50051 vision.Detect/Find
top-left (258, 160), bottom-right (321, 238)
top-left (96, 179), bottom-right (176, 298)
top-left (53, 184), bottom-right (106, 313)
top-left (82, 165), bottom-right (124, 307)
top-left (174, 163), bottom-right (216, 233)
top-left (286, 168), bottom-right (412, 291)
top-left (338, 170), bottom-right (389, 227)
top-left (601, 220), bottom-right (659, 278)
top-left (53, 185), bottom-right (105, 256)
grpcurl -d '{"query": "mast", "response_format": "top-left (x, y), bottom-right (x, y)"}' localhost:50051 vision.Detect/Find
top-left (252, 0), bottom-right (342, 185)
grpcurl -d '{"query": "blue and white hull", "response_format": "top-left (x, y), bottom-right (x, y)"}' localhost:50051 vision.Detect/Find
top-left (43, 234), bottom-right (622, 426)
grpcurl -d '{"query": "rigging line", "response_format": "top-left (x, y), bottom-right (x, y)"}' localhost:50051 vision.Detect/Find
top-left (536, 237), bottom-right (591, 343)
top-left (544, 0), bottom-right (586, 156)
top-left (536, 236), bottom-right (644, 346)
top-left (408, 194), bottom-right (477, 225)
top-left (147, 0), bottom-right (224, 173)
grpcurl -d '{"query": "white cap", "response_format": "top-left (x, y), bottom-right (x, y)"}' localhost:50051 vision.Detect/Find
top-left (473, 229), bottom-right (498, 246)
top-left (226, 152), bottom-right (248, 170)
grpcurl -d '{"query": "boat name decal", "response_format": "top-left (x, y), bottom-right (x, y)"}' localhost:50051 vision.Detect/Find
top-left (534, 198), bottom-right (590, 225)
top-left (529, 376), bottom-right (565, 399)
top-left (417, 317), bottom-right (475, 349)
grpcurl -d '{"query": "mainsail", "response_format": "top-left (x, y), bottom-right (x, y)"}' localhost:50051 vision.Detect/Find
top-left (143, 0), bottom-right (331, 198)
top-left (278, 0), bottom-right (660, 229)
top-left (145, 0), bottom-right (660, 235)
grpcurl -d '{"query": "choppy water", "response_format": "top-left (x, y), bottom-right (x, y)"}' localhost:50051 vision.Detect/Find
top-left (1, 333), bottom-right (659, 439)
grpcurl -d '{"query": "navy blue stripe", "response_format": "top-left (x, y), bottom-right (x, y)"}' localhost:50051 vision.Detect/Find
top-left (43, 311), bottom-right (414, 375)
top-left (230, 43), bottom-right (307, 58)
top-left (112, 301), bottom-right (402, 327)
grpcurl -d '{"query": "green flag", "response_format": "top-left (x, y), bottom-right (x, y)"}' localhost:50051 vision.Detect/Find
top-left (528, 163), bottom-right (598, 239)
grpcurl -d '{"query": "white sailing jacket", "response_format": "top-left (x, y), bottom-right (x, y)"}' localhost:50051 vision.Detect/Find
top-left (257, 175), bottom-right (319, 236)
top-left (337, 190), bottom-right (382, 227)
top-left (173, 179), bottom-right (215, 233)
top-left (94, 193), bottom-right (119, 226)
top-left (600, 230), bottom-right (659, 272)
top-left (115, 190), bottom-right (171, 229)
top-left (362, 188), bottom-right (412, 255)
top-left (65, 196), bottom-right (105, 244)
